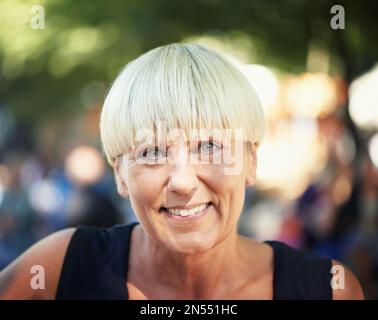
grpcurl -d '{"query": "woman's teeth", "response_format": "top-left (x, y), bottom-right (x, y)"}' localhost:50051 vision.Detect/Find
top-left (163, 203), bottom-right (209, 217)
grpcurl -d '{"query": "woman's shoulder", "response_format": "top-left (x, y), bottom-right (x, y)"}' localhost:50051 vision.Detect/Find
top-left (264, 240), bottom-right (364, 299)
top-left (63, 222), bottom-right (138, 256)
top-left (0, 228), bottom-right (76, 299)
top-left (265, 240), bottom-right (332, 268)
top-left (56, 222), bottom-right (139, 299)
top-left (330, 259), bottom-right (364, 300)
top-left (0, 222), bottom-right (139, 300)
top-left (264, 240), bottom-right (333, 299)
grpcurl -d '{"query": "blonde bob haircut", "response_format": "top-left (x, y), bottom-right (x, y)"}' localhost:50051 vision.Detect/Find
top-left (100, 43), bottom-right (265, 167)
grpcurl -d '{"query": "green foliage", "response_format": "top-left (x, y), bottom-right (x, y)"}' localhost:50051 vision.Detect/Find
top-left (0, 0), bottom-right (377, 125)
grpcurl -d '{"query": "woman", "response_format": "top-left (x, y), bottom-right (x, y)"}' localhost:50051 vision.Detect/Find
top-left (0, 43), bottom-right (364, 299)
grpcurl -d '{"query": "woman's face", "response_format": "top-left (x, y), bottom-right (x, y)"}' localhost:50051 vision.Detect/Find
top-left (114, 135), bottom-right (258, 255)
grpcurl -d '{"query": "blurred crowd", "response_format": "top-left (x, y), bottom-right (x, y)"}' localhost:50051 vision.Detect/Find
top-left (240, 115), bottom-right (378, 298)
top-left (1, 62), bottom-right (378, 298)
top-left (0, 105), bottom-right (138, 271)
top-left (1, 102), bottom-right (377, 298)
top-left (0, 0), bottom-right (377, 302)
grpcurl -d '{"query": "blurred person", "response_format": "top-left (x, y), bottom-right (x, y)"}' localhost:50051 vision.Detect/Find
top-left (0, 44), bottom-right (364, 299)
top-left (358, 156), bottom-right (378, 235)
top-left (63, 145), bottom-right (124, 227)
top-left (0, 152), bottom-right (41, 269)
top-left (345, 156), bottom-right (378, 299)
top-left (296, 117), bottom-right (361, 260)
top-left (65, 185), bottom-right (123, 228)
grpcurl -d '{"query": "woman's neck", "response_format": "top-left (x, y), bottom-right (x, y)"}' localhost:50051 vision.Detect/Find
top-left (132, 226), bottom-right (254, 299)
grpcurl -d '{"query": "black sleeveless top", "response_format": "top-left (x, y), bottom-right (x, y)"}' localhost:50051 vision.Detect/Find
top-left (55, 222), bottom-right (333, 300)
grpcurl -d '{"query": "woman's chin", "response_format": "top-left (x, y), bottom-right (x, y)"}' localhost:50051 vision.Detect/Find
top-left (165, 235), bottom-right (217, 255)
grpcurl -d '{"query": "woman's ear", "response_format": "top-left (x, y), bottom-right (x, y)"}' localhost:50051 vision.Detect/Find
top-left (113, 156), bottom-right (129, 198)
top-left (245, 142), bottom-right (258, 187)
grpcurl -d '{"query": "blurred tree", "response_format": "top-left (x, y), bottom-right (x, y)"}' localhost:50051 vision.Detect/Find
top-left (0, 0), bottom-right (377, 127)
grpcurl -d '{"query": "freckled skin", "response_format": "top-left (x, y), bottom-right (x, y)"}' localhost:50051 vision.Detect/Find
top-left (115, 141), bottom-right (256, 255)
top-left (114, 140), bottom-right (268, 299)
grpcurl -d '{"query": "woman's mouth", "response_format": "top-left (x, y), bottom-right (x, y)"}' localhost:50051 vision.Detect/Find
top-left (159, 202), bottom-right (212, 221)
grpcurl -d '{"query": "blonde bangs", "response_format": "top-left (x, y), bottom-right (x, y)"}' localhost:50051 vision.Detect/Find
top-left (100, 43), bottom-right (265, 166)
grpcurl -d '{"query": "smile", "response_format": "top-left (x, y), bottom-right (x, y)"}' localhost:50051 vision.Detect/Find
top-left (159, 202), bottom-right (212, 218)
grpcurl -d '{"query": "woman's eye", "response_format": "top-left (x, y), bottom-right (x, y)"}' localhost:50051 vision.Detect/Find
top-left (197, 141), bottom-right (222, 154)
top-left (139, 147), bottom-right (165, 160)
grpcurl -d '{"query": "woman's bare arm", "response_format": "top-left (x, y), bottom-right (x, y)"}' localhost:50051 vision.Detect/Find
top-left (0, 228), bottom-right (76, 300)
top-left (332, 260), bottom-right (365, 300)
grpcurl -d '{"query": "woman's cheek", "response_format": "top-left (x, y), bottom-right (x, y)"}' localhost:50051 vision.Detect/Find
top-left (204, 166), bottom-right (243, 191)
top-left (129, 167), bottom-right (165, 204)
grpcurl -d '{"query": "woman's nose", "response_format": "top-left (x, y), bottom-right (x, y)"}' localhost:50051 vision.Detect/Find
top-left (167, 164), bottom-right (199, 195)
top-left (167, 144), bottom-right (199, 195)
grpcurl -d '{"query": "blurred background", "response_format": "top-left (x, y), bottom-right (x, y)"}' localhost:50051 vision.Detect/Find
top-left (0, 0), bottom-right (377, 298)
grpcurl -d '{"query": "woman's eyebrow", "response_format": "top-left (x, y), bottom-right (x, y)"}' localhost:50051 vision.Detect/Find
top-left (134, 135), bottom-right (228, 151)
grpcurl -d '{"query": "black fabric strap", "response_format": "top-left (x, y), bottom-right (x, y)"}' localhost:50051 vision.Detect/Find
top-left (56, 222), bottom-right (332, 299)
top-left (265, 240), bottom-right (333, 300)
top-left (56, 222), bottom-right (139, 300)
